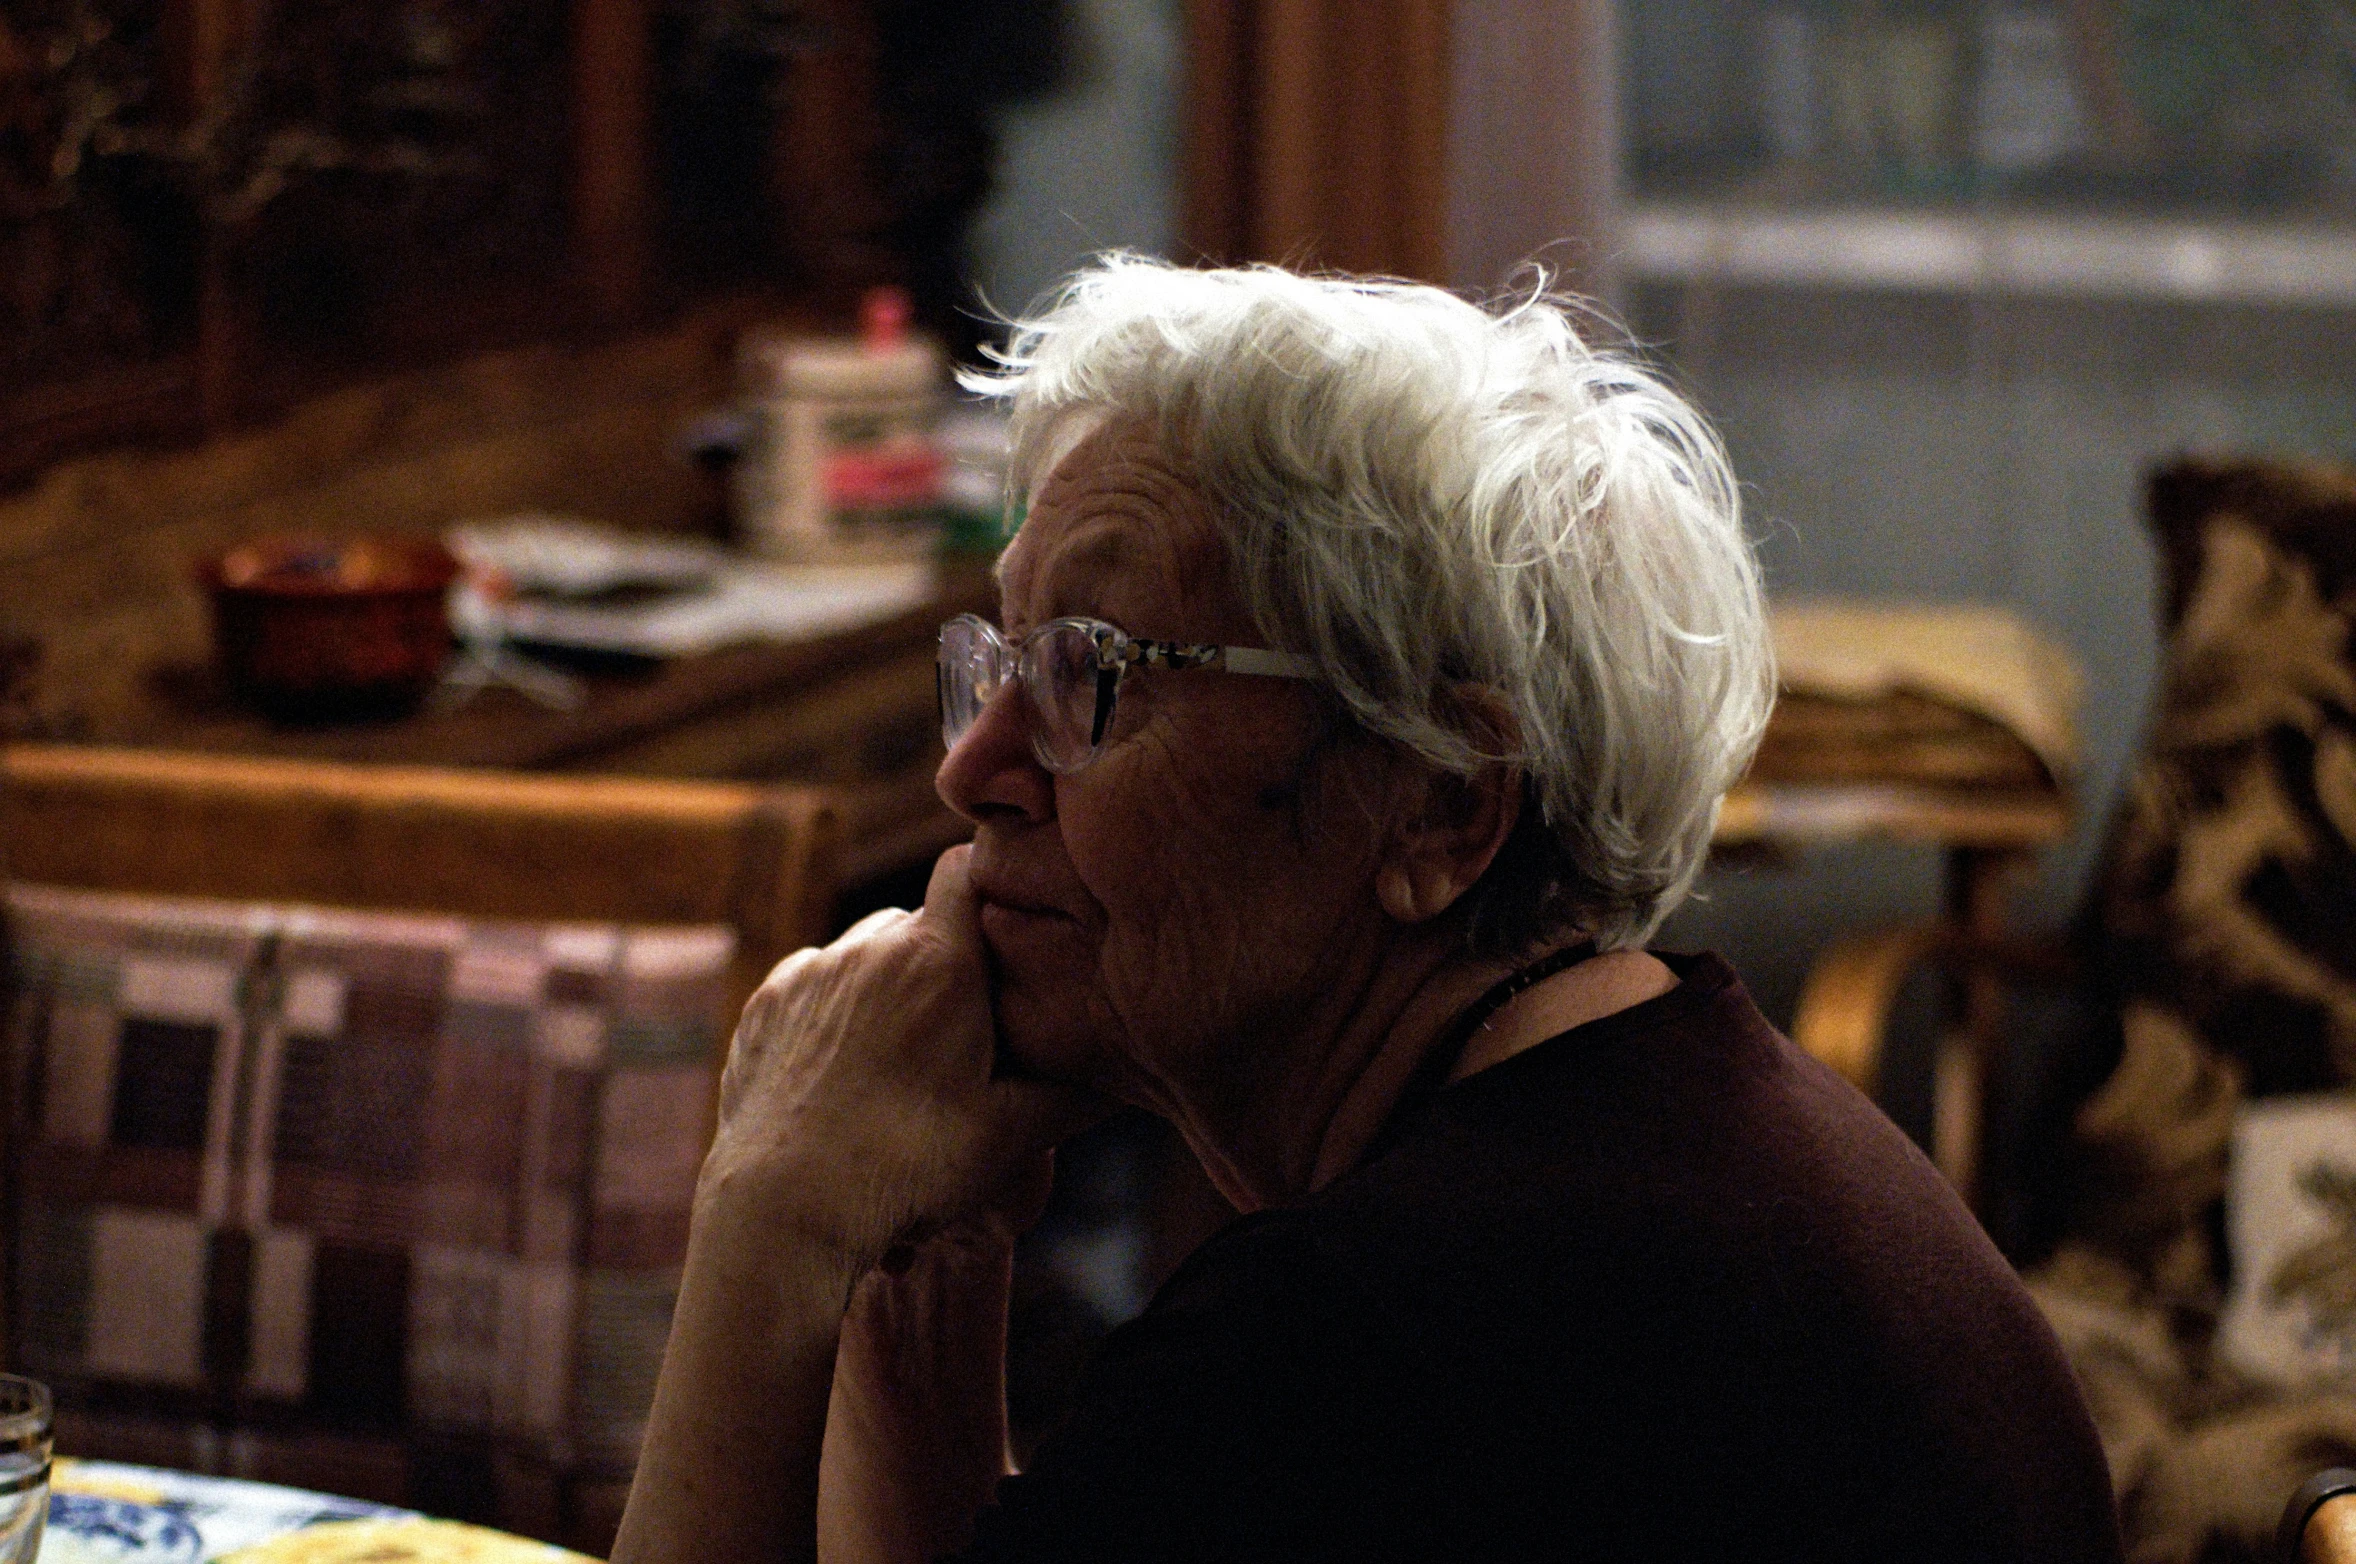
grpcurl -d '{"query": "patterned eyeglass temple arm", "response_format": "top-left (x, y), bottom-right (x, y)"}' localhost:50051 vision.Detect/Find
top-left (1125, 638), bottom-right (1319, 679)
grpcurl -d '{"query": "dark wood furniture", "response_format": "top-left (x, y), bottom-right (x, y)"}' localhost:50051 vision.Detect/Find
top-left (127, 563), bottom-right (997, 895)
top-left (0, 0), bottom-right (1028, 490)
top-left (6, 0), bottom-right (680, 479)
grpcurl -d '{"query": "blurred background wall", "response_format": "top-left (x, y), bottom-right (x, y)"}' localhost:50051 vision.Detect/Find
top-left (966, 0), bottom-right (1182, 320)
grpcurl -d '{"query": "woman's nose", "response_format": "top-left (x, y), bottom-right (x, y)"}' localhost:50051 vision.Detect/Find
top-left (936, 680), bottom-right (1054, 825)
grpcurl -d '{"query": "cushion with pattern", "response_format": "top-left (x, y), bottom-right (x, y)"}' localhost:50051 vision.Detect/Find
top-left (4, 883), bottom-right (734, 1470)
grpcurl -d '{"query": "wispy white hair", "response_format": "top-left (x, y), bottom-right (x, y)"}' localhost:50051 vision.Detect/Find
top-left (963, 255), bottom-right (1773, 952)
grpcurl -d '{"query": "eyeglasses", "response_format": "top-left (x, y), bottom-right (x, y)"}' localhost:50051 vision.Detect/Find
top-left (938, 613), bottom-right (1319, 774)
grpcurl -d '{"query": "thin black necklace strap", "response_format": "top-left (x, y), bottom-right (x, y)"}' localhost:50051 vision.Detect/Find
top-left (1373, 938), bottom-right (1601, 1159)
top-left (1434, 939), bottom-right (1602, 1067)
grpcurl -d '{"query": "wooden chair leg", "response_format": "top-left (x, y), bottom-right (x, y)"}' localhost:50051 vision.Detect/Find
top-left (1932, 1028), bottom-right (1985, 1205)
top-left (1790, 923), bottom-right (1948, 1096)
top-left (1792, 922), bottom-right (1992, 1209)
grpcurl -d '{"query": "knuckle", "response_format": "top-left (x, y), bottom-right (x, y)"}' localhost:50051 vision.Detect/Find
top-left (759, 946), bottom-right (820, 993)
top-left (842, 907), bottom-right (911, 945)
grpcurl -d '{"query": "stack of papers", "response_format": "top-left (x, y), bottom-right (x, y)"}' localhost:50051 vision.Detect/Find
top-left (447, 517), bottom-right (937, 659)
top-left (466, 561), bottom-right (937, 658)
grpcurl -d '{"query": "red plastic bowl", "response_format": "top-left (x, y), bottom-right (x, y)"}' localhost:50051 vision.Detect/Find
top-left (201, 536), bottom-right (460, 720)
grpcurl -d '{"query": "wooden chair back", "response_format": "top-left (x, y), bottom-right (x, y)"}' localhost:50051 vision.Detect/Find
top-left (0, 744), bottom-right (838, 1008)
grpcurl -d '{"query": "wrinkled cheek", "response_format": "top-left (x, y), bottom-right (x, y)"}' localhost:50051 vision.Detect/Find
top-left (1097, 888), bottom-right (1256, 1044)
top-left (1072, 833), bottom-right (1257, 1014)
top-left (1055, 776), bottom-right (1259, 1066)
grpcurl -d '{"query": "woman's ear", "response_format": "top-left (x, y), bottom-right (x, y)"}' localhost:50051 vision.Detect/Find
top-left (1374, 686), bottom-right (1523, 925)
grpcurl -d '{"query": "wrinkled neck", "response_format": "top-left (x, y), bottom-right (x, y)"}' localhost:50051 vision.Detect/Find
top-left (1156, 938), bottom-right (1676, 1211)
top-left (1146, 927), bottom-right (1517, 1211)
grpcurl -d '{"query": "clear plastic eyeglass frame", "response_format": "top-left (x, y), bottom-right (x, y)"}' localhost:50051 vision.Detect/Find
top-left (937, 613), bottom-right (1319, 775)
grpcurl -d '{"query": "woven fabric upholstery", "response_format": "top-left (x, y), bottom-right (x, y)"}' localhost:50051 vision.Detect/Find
top-left (4, 883), bottom-right (733, 1471)
top-left (2062, 457), bottom-right (2356, 1295)
top-left (2021, 457), bottom-right (2356, 1562)
top-left (5, 886), bottom-right (271, 1391)
top-left (2097, 456), bottom-right (2356, 1098)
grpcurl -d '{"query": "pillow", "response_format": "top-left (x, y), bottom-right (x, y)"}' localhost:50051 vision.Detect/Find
top-left (2218, 1094), bottom-right (2356, 1389)
top-left (5, 885), bottom-right (273, 1392)
top-left (2062, 459), bottom-right (2356, 1298)
top-left (5, 884), bottom-right (735, 1470)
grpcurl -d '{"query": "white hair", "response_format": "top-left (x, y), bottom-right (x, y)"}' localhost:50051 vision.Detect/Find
top-left (963, 255), bottom-right (1773, 952)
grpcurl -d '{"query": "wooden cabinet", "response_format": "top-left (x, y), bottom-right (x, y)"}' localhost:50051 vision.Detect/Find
top-left (0, 0), bottom-right (936, 490)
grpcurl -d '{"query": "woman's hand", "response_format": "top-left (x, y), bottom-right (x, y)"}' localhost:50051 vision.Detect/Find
top-left (614, 846), bottom-right (1100, 1564)
top-left (703, 843), bottom-right (1098, 1276)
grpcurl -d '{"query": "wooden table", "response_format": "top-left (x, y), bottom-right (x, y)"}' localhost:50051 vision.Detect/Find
top-left (130, 565), bottom-right (1000, 894)
top-left (123, 579), bottom-right (2070, 928)
top-left (1725, 685), bottom-right (2069, 933)
top-left (1731, 688), bottom-right (2072, 1204)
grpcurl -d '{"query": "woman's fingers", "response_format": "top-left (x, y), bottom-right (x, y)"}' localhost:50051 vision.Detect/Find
top-left (911, 845), bottom-right (992, 1004)
top-left (836, 905), bottom-right (912, 946)
top-left (700, 843), bottom-right (1098, 1269)
top-left (920, 840), bottom-right (980, 921)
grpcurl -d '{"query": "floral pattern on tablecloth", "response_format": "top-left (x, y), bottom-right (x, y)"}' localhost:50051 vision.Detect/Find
top-left (47, 1459), bottom-right (405, 1560)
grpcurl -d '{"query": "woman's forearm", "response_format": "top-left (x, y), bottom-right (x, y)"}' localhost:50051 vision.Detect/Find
top-left (613, 849), bottom-right (1097, 1564)
top-left (819, 1228), bottom-right (1022, 1564)
top-left (613, 1181), bottom-right (862, 1564)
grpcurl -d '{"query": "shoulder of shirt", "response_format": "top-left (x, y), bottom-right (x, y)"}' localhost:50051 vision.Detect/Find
top-left (1328, 948), bottom-right (1775, 1176)
top-left (1122, 952), bottom-right (1785, 1354)
top-left (1145, 1204), bottom-right (1366, 1317)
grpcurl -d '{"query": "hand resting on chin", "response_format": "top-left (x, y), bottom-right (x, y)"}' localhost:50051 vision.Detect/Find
top-left (611, 845), bottom-right (1105, 1564)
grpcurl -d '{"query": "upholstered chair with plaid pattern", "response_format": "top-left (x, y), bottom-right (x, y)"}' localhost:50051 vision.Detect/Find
top-left (0, 747), bottom-right (834, 1555)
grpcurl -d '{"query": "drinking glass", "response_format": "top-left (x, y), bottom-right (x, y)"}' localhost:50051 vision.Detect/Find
top-left (0, 1375), bottom-right (51, 1564)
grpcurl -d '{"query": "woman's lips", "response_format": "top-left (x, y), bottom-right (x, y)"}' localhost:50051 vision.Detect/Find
top-left (979, 896), bottom-right (1069, 924)
top-left (978, 897), bottom-right (1074, 949)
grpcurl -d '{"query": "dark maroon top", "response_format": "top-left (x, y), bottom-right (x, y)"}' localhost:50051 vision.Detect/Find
top-left (959, 951), bottom-right (2123, 1562)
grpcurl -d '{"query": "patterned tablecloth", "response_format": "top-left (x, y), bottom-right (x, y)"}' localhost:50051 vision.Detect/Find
top-left (40, 1461), bottom-right (593, 1562)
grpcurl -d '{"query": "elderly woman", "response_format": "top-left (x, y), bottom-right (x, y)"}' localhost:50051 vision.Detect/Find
top-left (612, 260), bottom-right (2119, 1563)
